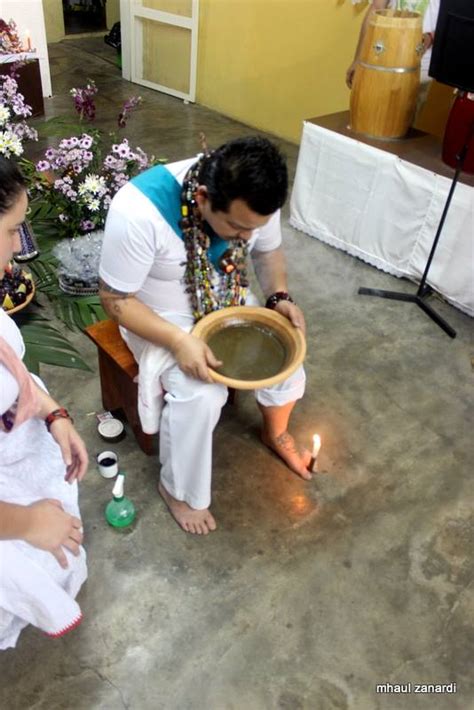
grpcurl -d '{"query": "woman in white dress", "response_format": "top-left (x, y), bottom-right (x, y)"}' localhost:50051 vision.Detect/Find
top-left (0, 156), bottom-right (88, 649)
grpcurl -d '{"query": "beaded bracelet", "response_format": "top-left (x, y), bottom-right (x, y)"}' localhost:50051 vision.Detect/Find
top-left (45, 407), bottom-right (73, 431)
top-left (265, 291), bottom-right (294, 310)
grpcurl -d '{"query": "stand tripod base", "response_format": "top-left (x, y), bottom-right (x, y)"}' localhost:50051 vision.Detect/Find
top-left (358, 286), bottom-right (457, 339)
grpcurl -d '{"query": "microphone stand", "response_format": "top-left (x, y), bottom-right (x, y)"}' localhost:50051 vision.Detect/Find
top-left (358, 119), bottom-right (474, 339)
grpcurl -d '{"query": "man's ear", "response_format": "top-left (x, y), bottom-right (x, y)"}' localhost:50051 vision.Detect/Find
top-left (195, 185), bottom-right (209, 209)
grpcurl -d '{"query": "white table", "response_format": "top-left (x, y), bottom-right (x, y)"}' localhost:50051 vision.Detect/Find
top-left (290, 115), bottom-right (474, 317)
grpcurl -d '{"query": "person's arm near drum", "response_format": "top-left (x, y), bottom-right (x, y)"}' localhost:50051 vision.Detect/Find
top-left (346, 0), bottom-right (389, 89)
top-left (251, 247), bottom-right (306, 334)
top-left (99, 282), bottom-right (221, 383)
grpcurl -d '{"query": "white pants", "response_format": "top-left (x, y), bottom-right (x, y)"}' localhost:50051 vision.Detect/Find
top-left (158, 363), bottom-right (306, 509)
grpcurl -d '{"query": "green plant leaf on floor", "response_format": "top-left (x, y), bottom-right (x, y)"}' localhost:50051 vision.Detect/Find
top-left (27, 258), bottom-right (107, 331)
top-left (35, 116), bottom-right (84, 139)
top-left (13, 313), bottom-right (92, 375)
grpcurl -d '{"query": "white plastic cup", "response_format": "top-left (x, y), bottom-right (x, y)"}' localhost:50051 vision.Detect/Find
top-left (97, 450), bottom-right (119, 478)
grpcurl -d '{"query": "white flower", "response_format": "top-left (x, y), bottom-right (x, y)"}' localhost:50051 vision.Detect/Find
top-left (0, 130), bottom-right (23, 157)
top-left (78, 174), bottom-right (107, 196)
top-left (87, 198), bottom-right (101, 212)
top-left (0, 106), bottom-right (11, 126)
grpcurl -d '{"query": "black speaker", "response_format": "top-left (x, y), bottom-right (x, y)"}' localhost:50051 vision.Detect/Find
top-left (429, 0), bottom-right (474, 92)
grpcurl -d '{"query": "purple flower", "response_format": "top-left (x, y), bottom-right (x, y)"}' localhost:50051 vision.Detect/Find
top-left (80, 134), bottom-right (93, 149)
top-left (80, 219), bottom-right (95, 232)
top-left (103, 155), bottom-right (116, 168)
top-left (117, 95), bottom-right (142, 128)
top-left (117, 144), bottom-right (130, 159)
top-left (70, 80), bottom-right (97, 122)
top-left (36, 160), bottom-right (50, 171)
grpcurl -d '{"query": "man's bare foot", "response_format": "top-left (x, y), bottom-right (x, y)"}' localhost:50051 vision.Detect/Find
top-left (158, 481), bottom-right (217, 535)
top-left (261, 431), bottom-right (313, 480)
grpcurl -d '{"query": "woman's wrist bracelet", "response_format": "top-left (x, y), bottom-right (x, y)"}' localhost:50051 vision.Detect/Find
top-left (265, 291), bottom-right (294, 310)
top-left (45, 407), bottom-right (73, 431)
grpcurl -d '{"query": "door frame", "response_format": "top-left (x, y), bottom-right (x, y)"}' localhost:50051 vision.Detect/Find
top-left (120, 0), bottom-right (199, 102)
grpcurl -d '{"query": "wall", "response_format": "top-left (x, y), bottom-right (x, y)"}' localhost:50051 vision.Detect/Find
top-left (416, 81), bottom-right (455, 138)
top-left (42, 0), bottom-right (65, 43)
top-left (197, 0), bottom-right (366, 144)
top-left (106, 0), bottom-right (120, 29)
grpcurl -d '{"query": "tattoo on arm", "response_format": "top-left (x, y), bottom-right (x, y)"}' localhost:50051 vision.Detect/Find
top-left (98, 278), bottom-right (135, 321)
top-left (98, 278), bottom-right (132, 297)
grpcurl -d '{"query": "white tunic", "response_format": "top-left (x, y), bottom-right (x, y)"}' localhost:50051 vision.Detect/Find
top-left (0, 309), bottom-right (87, 649)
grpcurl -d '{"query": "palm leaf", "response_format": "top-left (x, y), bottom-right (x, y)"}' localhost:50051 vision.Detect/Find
top-left (53, 297), bottom-right (76, 330)
top-left (23, 343), bottom-right (91, 372)
top-left (14, 315), bottom-right (92, 375)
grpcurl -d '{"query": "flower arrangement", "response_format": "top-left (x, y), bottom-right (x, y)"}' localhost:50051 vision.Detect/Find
top-left (0, 74), bottom-right (37, 157)
top-left (35, 132), bottom-right (152, 237)
top-left (33, 79), bottom-right (156, 238)
top-left (0, 19), bottom-right (25, 54)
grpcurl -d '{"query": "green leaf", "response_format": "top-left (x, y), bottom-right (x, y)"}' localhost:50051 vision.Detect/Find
top-left (76, 299), bottom-right (95, 328)
top-left (53, 298), bottom-right (76, 330)
top-left (91, 303), bottom-right (107, 321)
top-left (20, 330), bottom-right (80, 352)
top-left (22, 349), bottom-right (40, 375)
top-left (19, 316), bottom-right (93, 373)
top-left (24, 344), bottom-right (91, 371)
top-left (36, 116), bottom-right (84, 139)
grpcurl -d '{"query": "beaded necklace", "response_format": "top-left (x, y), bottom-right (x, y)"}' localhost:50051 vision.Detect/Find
top-left (180, 155), bottom-right (249, 321)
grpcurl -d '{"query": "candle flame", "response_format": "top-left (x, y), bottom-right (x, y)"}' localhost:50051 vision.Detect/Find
top-left (312, 434), bottom-right (321, 457)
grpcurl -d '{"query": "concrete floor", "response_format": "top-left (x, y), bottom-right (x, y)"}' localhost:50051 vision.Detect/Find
top-left (1, 40), bottom-right (473, 710)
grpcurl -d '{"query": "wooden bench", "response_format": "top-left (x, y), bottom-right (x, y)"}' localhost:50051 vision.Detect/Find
top-left (85, 319), bottom-right (237, 456)
top-left (85, 319), bottom-right (156, 455)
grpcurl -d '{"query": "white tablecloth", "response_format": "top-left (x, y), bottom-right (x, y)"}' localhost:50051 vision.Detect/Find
top-left (290, 121), bottom-right (474, 317)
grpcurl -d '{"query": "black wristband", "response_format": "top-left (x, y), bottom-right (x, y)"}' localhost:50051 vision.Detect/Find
top-left (265, 291), bottom-right (294, 310)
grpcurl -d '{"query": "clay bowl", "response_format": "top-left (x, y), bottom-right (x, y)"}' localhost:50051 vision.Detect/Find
top-left (192, 306), bottom-right (306, 390)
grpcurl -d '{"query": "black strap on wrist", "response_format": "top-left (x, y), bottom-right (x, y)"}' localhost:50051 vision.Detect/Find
top-left (265, 291), bottom-right (294, 310)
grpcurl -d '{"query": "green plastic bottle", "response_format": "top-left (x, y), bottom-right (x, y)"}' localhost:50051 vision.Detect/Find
top-left (105, 473), bottom-right (136, 528)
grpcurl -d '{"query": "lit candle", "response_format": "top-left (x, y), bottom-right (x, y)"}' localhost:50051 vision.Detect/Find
top-left (25, 30), bottom-right (32, 52)
top-left (308, 434), bottom-right (321, 473)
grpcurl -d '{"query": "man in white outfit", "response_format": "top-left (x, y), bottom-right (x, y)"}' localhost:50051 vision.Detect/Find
top-left (99, 137), bottom-right (310, 535)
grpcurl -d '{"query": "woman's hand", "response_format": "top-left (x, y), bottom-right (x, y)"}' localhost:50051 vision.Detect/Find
top-left (274, 300), bottom-right (306, 335)
top-left (23, 499), bottom-right (83, 569)
top-left (171, 332), bottom-right (223, 382)
top-left (48, 418), bottom-right (89, 483)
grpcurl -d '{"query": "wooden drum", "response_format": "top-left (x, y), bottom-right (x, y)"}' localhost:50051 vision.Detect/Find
top-left (350, 10), bottom-right (423, 139)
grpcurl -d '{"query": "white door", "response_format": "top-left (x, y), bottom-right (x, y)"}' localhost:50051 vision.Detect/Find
top-left (120, 0), bottom-right (199, 102)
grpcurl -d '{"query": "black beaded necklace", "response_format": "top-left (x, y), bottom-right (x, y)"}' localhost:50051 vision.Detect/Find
top-left (180, 155), bottom-right (249, 321)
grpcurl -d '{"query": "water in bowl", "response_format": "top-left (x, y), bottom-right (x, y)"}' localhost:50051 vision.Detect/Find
top-left (208, 323), bottom-right (287, 381)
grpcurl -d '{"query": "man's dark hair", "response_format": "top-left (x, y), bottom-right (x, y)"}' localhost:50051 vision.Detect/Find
top-left (197, 136), bottom-right (288, 216)
top-left (0, 156), bottom-right (26, 216)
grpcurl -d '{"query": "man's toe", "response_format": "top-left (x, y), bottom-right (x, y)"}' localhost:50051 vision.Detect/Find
top-left (207, 516), bottom-right (217, 531)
